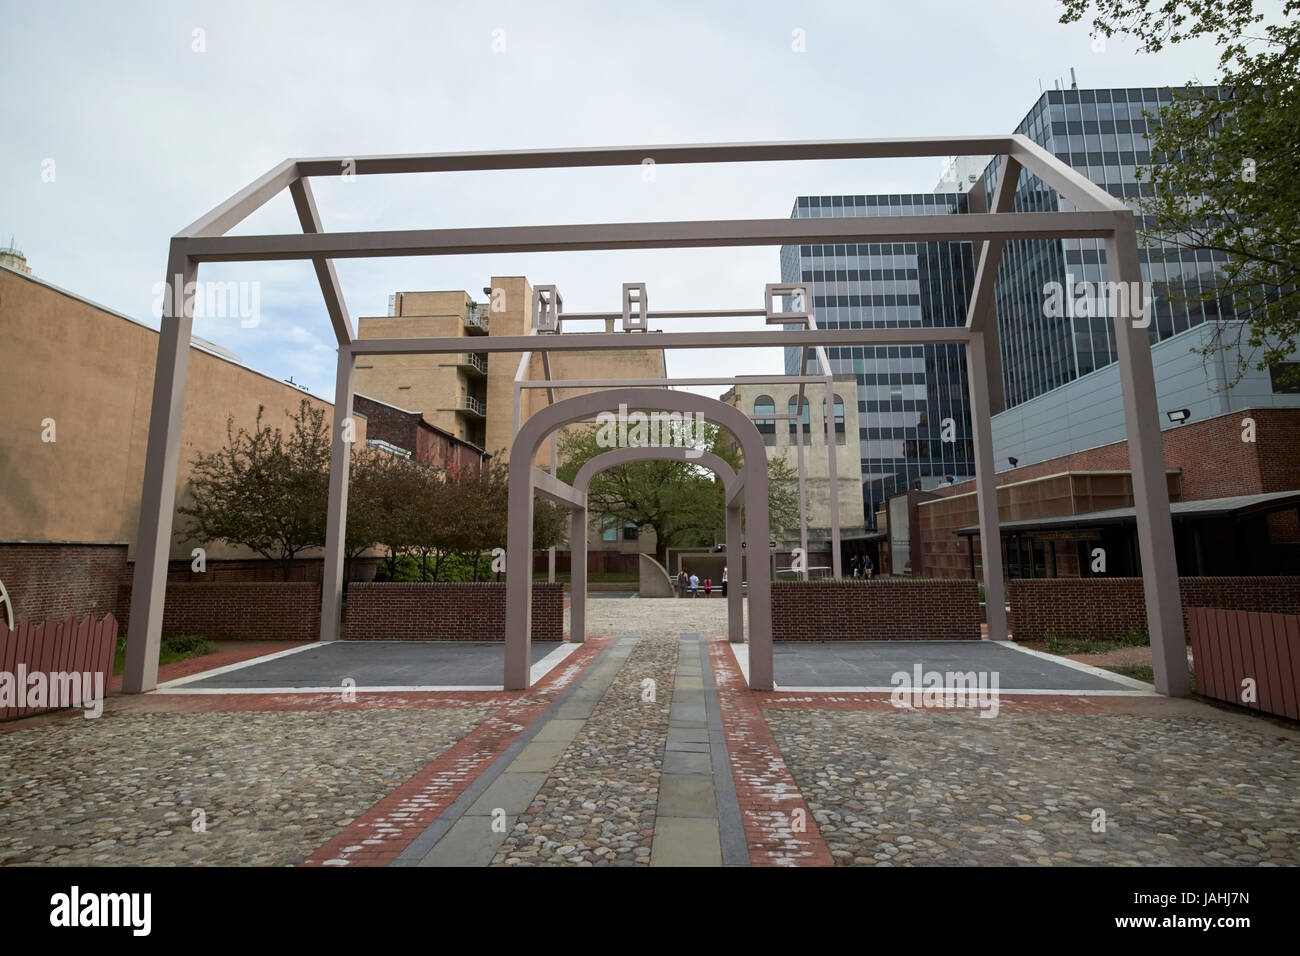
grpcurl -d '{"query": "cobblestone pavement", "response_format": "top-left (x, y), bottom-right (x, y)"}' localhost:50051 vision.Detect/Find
top-left (0, 707), bottom-right (491, 865)
top-left (491, 634), bottom-right (677, 866)
top-left (765, 708), bottom-right (1300, 866)
top-left (489, 598), bottom-right (736, 866)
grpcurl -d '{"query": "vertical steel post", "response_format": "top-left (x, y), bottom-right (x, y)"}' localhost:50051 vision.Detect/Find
top-left (123, 243), bottom-right (196, 693)
top-left (320, 348), bottom-right (356, 642)
top-left (1107, 221), bottom-right (1190, 696)
top-left (966, 331), bottom-right (1008, 641)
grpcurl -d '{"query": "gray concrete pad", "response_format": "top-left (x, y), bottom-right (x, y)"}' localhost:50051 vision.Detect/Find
top-left (650, 817), bottom-right (722, 867)
top-left (467, 772), bottom-right (550, 815)
top-left (179, 640), bottom-right (564, 689)
top-left (416, 814), bottom-right (510, 867)
top-left (774, 640), bottom-right (1137, 690)
top-left (509, 740), bottom-right (570, 773)
top-left (662, 750), bottom-right (712, 775)
top-left (658, 775), bottom-right (717, 818)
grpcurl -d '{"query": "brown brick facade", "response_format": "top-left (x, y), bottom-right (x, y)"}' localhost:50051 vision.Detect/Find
top-left (0, 542), bottom-right (129, 624)
top-left (771, 580), bottom-right (981, 640)
top-left (117, 581), bottom-right (321, 641)
top-left (343, 582), bottom-right (564, 641)
top-left (1008, 576), bottom-right (1300, 640)
top-left (918, 407), bottom-right (1300, 580)
top-left (353, 393), bottom-right (485, 473)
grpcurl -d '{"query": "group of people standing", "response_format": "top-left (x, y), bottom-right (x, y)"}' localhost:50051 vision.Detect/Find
top-left (676, 567), bottom-right (728, 598)
top-left (850, 554), bottom-right (874, 578)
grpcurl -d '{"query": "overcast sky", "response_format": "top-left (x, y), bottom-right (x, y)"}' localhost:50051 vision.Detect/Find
top-left (1, 0), bottom-right (1231, 403)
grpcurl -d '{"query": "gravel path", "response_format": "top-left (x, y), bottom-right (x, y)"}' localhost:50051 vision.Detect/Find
top-left (0, 707), bottom-right (491, 865)
top-left (765, 708), bottom-right (1300, 866)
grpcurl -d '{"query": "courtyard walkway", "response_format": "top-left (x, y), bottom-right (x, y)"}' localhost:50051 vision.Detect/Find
top-left (1, 599), bottom-right (1297, 867)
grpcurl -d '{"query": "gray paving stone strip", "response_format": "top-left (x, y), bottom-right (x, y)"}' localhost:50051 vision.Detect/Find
top-left (693, 634), bottom-right (750, 867)
top-left (392, 636), bottom-right (640, 866)
top-left (650, 634), bottom-right (748, 867)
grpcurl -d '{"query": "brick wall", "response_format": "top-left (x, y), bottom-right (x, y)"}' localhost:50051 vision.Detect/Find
top-left (1008, 576), bottom-right (1300, 640)
top-left (343, 582), bottom-right (564, 641)
top-left (771, 580), bottom-right (981, 640)
top-left (0, 542), bottom-right (129, 624)
top-left (919, 407), bottom-right (1300, 580)
top-left (117, 581), bottom-right (321, 641)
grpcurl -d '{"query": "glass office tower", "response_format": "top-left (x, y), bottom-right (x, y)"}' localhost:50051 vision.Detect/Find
top-left (985, 86), bottom-right (1234, 408)
top-left (781, 194), bottom-right (977, 529)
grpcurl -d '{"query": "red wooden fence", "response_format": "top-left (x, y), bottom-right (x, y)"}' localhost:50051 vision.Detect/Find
top-left (1188, 607), bottom-right (1300, 720)
top-left (0, 614), bottom-right (118, 721)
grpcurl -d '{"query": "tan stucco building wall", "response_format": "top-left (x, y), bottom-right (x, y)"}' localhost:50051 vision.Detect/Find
top-left (0, 265), bottom-right (364, 561)
top-left (722, 377), bottom-right (865, 547)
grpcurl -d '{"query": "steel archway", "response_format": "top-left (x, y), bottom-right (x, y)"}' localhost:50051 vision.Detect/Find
top-left (506, 388), bottom-right (771, 690)
top-left (570, 446), bottom-right (744, 647)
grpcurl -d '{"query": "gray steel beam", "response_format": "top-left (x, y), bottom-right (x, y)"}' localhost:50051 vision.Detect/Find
top-left (178, 159), bottom-right (299, 238)
top-left (965, 156), bottom-right (1020, 333)
top-left (181, 211), bottom-right (1117, 262)
top-left (320, 351), bottom-right (355, 642)
top-left (291, 137), bottom-right (1019, 178)
top-left (519, 374), bottom-right (832, 389)
top-left (966, 331), bottom-right (1007, 642)
top-left (562, 309), bottom-right (766, 322)
top-left (123, 243), bottom-right (197, 693)
top-left (534, 467), bottom-right (584, 507)
top-left (1106, 218), bottom-right (1190, 697)
top-left (289, 177), bottom-right (356, 345)
top-left (570, 505), bottom-right (587, 643)
top-left (348, 327), bottom-right (971, 357)
top-left (1009, 134), bottom-right (1130, 213)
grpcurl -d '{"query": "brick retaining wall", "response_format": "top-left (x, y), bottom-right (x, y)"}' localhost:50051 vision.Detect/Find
top-left (771, 580), bottom-right (981, 640)
top-left (0, 542), bottom-right (129, 624)
top-left (117, 581), bottom-right (321, 641)
top-left (1008, 576), bottom-right (1300, 640)
top-left (343, 582), bottom-right (565, 641)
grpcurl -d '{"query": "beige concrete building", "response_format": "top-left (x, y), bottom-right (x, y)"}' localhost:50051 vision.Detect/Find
top-left (721, 376), bottom-right (865, 550)
top-left (0, 263), bottom-right (365, 563)
top-left (355, 276), bottom-right (668, 555)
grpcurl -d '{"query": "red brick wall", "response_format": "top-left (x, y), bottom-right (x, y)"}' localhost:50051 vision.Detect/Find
top-left (772, 580), bottom-right (981, 640)
top-left (0, 542), bottom-right (129, 624)
top-left (343, 582), bottom-right (564, 641)
top-left (1008, 576), bottom-right (1300, 640)
top-left (117, 581), bottom-right (321, 641)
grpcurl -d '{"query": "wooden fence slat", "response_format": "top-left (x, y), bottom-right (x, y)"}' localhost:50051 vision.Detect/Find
top-left (1249, 612), bottom-right (1275, 717)
top-left (1273, 612), bottom-right (1299, 721)
top-left (95, 615), bottom-right (117, 694)
top-left (1286, 614), bottom-right (1300, 721)
top-left (0, 621), bottom-right (16, 721)
top-left (15, 621), bottom-right (33, 719)
top-left (1208, 609), bottom-right (1229, 701)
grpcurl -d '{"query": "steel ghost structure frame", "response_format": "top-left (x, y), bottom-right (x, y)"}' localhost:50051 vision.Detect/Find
top-left (122, 136), bottom-right (1191, 697)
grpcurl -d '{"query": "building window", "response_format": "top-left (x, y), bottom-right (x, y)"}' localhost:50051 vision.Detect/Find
top-left (601, 515), bottom-right (617, 542)
top-left (1269, 363), bottom-right (1300, 394)
top-left (623, 522), bottom-right (639, 541)
top-left (787, 395), bottom-right (810, 444)
top-left (823, 394), bottom-right (846, 444)
top-left (754, 395), bottom-right (775, 446)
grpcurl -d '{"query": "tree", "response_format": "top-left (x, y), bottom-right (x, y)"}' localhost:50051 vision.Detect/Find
top-left (765, 456), bottom-right (801, 541)
top-left (178, 399), bottom-right (331, 580)
top-left (1060, 0), bottom-right (1300, 384)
